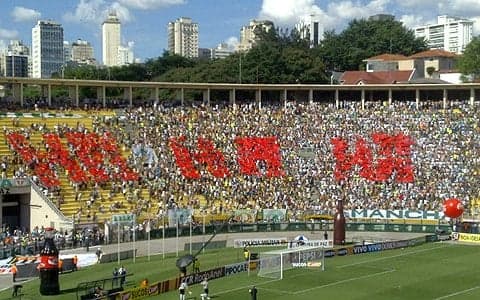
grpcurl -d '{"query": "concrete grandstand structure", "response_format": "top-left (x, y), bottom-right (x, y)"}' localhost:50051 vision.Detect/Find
top-left (0, 77), bottom-right (480, 108)
top-left (0, 78), bottom-right (479, 236)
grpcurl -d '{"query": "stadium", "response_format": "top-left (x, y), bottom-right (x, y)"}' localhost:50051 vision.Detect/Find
top-left (0, 78), bottom-right (479, 299)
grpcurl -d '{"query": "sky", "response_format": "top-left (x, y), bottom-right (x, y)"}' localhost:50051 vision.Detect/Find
top-left (0, 0), bottom-right (479, 63)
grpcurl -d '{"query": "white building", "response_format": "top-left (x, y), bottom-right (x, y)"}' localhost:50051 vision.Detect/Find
top-left (168, 17), bottom-right (199, 58)
top-left (295, 14), bottom-right (323, 47)
top-left (211, 43), bottom-right (234, 59)
top-left (102, 12), bottom-right (121, 66)
top-left (32, 20), bottom-right (64, 78)
top-left (0, 40), bottom-right (30, 77)
top-left (414, 15), bottom-right (474, 54)
top-left (63, 41), bottom-right (72, 64)
top-left (238, 20), bottom-right (274, 51)
top-left (72, 39), bottom-right (95, 65)
top-left (117, 45), bottom-right (134, 66)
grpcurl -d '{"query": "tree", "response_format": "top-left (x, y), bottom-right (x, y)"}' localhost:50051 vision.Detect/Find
top-left (458, 37), bottom-right (480, 81)
top-left (317, 18), bottom-right (427, 71)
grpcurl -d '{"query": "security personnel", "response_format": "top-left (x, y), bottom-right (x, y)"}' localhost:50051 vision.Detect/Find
top-left (140, 278), bottom-right (149, 287)
top-left (243, 247), bottom-right (250, 261)
top-left (11, 263), bottom-right (18, 282)
top-left (72, 255), bottom-right (78, 271)
top-left (58, 259), bottom-right (63, 273)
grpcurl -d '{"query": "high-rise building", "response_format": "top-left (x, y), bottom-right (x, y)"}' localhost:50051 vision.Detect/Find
top-left (0, 40), bottom-right (30, 77)
top-left (102, 12), bottom-right (121, 66)
top-left (211, 43), bottom-right (234, 59)
top-left (238, 20), bottom-right (274, 51)
top-left (32, 20), bottom-right (64, 78)
top-left (295, 14), bottom-right (323, 48)
top-left (414, 15), bottom-right (474, 54)
top-left (7, 40), bottom-right (30, 56)
top-left (63, 41), bottom-right (72, 64)
top-left (117, 45), bottom-right (134, 66)
top-left (72, 39), bottom-right (95, 65)
top-left (167, 17), bottom-right (199, 58)
top-left (198, 48), bottom-right (211, 60)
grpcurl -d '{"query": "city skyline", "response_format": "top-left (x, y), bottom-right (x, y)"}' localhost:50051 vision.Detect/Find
top-left (0, 0), bottom-right (479, 63)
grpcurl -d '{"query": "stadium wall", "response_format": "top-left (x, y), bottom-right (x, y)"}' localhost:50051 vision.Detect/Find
top-left (29, 186), bottom-right (73, 232)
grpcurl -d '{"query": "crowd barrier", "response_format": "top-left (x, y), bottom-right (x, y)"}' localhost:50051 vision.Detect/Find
top-left (143, 222), bottom-right (450, 241)
top-left (100, 249), bottom-right (137, 264)
top-left (183, 240), bottom-right (227, 251)
top-left (111, 234), bottom-right (438, 300)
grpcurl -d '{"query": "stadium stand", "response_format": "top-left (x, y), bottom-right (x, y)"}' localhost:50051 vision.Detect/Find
top-left (0, 99), bottom-right (479, 233)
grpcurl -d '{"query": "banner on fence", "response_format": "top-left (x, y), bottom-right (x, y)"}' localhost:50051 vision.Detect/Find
top-left (262, 209), bottom-right (287, 222)
top-left (180, 267), bottom-right (225, 286)
top-left (288, 239), bottom-right (333, 249)
top-left (233, 209), bottom-right (257, 223)
top-left (224, 261), bottom-right (249, 276)
top-left (233, 238), bottom-right (288, 248)
top-left (345, 209), bottom-right (444, 220)
top-left (451, 232), bottom-right (480, 243)
top-left (167, 208), bottom-right (194, 226)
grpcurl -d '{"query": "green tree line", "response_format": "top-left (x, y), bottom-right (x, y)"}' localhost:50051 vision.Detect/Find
top-left (57, 17), bottom-right (431, 84)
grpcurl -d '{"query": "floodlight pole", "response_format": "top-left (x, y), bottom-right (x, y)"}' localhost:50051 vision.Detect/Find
top-left (322, 244), bottom-right (325, 271)
top-left (202, 212), bottom-right (206, 254)
top-left (147, 219), bottom-right (151, 262)
top-left (162, 214), bottom-right (165, 259)
top-left (176, 218), bottom-right (179, 257)
top-left (189, 216), bottom-right (192, 255)
top-left (133, 215), bottom-right (136, 263)
top-left (117, 222), bottom-right (120, 265)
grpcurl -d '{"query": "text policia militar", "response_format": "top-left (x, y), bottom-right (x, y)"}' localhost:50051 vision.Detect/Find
top-left (6, 131), bottom-right (414, 186)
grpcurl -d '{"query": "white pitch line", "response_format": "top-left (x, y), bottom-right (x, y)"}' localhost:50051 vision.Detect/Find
top-left (338, 244), bottom-right (451, 268)
top-left (212, 267), bottom-right (323, 296)
top-left (211, 278), bottom-right (281, 296)
top-left (433, 286), bottom-right (480, 300)
top-left (293, 269), bottom-right (396, 294)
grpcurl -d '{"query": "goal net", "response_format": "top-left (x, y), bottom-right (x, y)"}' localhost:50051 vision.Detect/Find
top-left (257, 246), bottom-right (325, 279)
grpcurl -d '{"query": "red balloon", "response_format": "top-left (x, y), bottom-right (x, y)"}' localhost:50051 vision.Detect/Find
top-left (443, 198), bottom-right (464, 218)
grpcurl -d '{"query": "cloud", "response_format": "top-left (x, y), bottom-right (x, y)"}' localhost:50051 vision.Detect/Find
top-left (110, 2), bottom-right (133, 22)
top-left (11, 6), bottom-right (41, 22)
top-left (326, 0), bottom-right (389, 22)
top-left (225, 36), bottom-right (239, 50)
top-left (471, 17), bottom-right (480, 35)
top-left (399, 14), bottom-right (429, 28)
top-left (440, 0), bottom-right (480, 17)
top-left (0, 28), bottom-right (19, 39)
top-left (117, 0), bottom-right (185, 10)
top-left (259, 0), bottom-right (390, 31)
top-left (394, 0), bottom-right (441, 9)
top-left (259, 0), bottom-right (325, 25)
top-left (63, 0), bottom-right (132, 25)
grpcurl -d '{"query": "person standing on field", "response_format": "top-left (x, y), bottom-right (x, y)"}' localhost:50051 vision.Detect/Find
top-left (179, 280), bottom-right (189, 300)
top-left (249, 286), bottom-right (257, 300)
top-left (200, 277), bottom-right (210, 300)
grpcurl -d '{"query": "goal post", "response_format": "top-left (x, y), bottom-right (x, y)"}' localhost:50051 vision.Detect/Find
top-left (257, 246), bottom-right (325, 280)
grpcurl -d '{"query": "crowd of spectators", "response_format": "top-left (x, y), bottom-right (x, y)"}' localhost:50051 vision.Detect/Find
top-left (0, 225), bottom-right (103, 257)
top-left (92, 100), bottom-right (480, 221)
top-left (1, 97), bottom-right (479, 229)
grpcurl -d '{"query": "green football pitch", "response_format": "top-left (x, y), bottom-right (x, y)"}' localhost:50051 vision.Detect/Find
top-left (2, 242), bottom-right (480, 300)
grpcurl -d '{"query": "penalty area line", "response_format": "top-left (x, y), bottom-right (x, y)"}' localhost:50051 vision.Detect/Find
top-left (293, 269), bottom-right (396, 295)
top-left (433, 286), bottom-right (480, 300)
